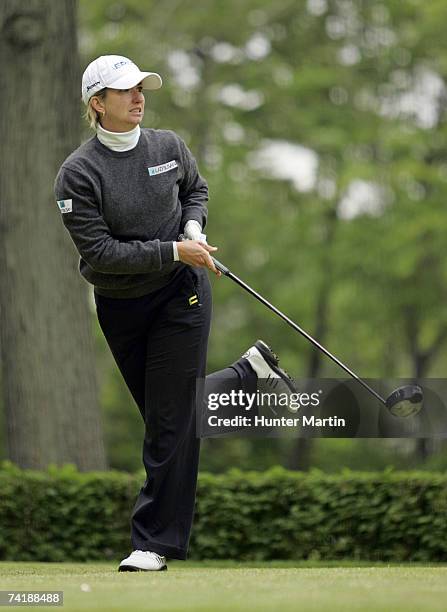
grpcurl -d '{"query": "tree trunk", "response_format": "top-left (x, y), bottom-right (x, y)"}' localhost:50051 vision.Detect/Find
top-left (404, 307), bottom-right (447, 463)
top-left (0, 0), bottom-right (106, 470)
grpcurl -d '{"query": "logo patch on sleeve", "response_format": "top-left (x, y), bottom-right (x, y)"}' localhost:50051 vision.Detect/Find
top-left (57, 199), bottom-right (72, 214)
top-left (148, 160), bottom-right (178, 176)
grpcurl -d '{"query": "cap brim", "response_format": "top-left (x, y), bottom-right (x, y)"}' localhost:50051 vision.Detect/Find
top-left (108, 71), bottom-right (162, 91)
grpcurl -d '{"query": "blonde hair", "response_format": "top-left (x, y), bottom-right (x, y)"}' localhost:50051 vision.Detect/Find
top-left (84, 88), bottom-right (107, 130)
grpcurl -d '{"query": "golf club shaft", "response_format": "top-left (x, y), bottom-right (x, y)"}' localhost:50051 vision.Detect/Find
top-left (212, 257), bottom-right (386, 406)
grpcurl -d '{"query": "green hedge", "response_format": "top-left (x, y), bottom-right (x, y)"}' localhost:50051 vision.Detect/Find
top-left (1, 463), bottom-right (446, 561)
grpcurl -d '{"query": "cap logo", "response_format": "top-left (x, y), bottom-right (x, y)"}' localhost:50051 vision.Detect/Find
top-left (113, 60), bottom-right (133, 70)
top-left (86, 81), bottom-right (100, 92)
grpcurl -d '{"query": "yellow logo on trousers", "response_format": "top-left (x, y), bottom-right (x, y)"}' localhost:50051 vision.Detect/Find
top-left (189, 294), bottom-right (199, 306)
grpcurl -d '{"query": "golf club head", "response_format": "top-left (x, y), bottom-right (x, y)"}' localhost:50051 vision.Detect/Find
top-left (385, 385), bottom-right (423, 417)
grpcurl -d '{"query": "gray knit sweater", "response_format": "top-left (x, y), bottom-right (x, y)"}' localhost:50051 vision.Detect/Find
top-left (54, 128), bottom-right (208, 297)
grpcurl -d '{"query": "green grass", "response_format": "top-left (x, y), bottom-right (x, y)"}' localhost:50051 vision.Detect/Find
top-left (1, 562), bottom-right (447, 611)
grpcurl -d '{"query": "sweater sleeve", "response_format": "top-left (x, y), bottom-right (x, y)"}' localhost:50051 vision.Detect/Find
top-left (177, 137), bottom-right (209, 232)
top-left (54, 166), bottom-right (174, 274)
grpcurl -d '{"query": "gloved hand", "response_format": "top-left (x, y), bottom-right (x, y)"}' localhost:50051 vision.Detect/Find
top-left (184, 220), bottom-right (207, 243)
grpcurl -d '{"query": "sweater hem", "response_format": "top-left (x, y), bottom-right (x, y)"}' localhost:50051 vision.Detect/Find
top-left (93, 267), bottom-right (185, 298)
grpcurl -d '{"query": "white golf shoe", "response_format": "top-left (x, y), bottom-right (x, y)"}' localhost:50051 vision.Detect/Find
top-left (118, 550), bottom-right (167, 572)
top-left (242, 340), bottom-right (299, 412)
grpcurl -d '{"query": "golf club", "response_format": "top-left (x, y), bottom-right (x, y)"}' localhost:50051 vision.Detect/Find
top-left (209, 255), bottom-right (423, 418)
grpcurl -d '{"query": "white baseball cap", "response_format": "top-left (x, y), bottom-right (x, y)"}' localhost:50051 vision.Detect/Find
top-left (81, 55), bottom-right (162, 105)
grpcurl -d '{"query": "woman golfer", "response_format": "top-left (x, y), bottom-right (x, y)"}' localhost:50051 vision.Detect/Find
top-left (55, 55), bottom-right (295, 571)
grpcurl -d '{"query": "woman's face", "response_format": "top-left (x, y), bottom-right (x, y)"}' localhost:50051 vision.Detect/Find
top-left (94, 83), bottom-right (145, 132)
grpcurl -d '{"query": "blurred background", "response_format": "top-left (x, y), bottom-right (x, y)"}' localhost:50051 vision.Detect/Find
top-left (1, 0), bottom-right (446, 474)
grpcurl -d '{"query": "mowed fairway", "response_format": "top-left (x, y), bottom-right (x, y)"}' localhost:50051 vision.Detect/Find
top-left (1, 561), bottom-right (447, 611)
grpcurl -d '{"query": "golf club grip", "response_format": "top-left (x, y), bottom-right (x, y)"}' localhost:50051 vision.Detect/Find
top-left (177, 235), bottom-right (230, 275)
top-left (211, 257), bottom-right (230, 275)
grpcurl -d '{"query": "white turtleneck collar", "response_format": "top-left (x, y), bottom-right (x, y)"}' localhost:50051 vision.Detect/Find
top-left (96, 123), bottom-right (141, 152)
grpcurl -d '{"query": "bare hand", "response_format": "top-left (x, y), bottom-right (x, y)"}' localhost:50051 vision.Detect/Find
top-left (176, 240), bottom-right (222, 277)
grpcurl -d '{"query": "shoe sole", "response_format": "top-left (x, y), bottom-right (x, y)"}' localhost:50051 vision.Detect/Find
top-left (118, 564), bottom-right (167, 572)
top-left (254, 340), bottom-right (297, 394)
top-left (254, 340), bottom-right (279, 366)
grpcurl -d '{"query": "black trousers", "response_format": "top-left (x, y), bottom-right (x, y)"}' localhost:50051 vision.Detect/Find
top-left (94, 265), bottom-right (256, 560)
